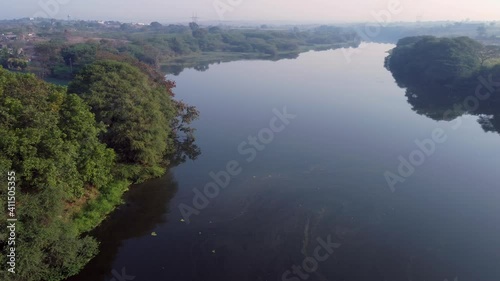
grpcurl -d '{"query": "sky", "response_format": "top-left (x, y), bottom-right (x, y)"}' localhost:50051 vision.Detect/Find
top-left (3, 0), bottom-right (500, 23)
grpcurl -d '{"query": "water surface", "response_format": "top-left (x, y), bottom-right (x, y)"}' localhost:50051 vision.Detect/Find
top-left (70, 43), bottom-right (500, 281)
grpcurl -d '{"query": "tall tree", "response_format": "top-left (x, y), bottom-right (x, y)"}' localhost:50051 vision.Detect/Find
top-left (68, 60), bottom-right (174, 169)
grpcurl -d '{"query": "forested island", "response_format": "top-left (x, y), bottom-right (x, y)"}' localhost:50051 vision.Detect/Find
top-left (385, 36), bottom-right (500, 133)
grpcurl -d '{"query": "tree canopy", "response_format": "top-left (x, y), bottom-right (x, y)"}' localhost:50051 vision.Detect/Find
top-left (69, 61), bottom-right (173, 167)
top-left (0, 58), bottom-right (199, 280)
top-left (386, 36), bottom-right (485, 85)
top-left (0, 67), bottom-right (115, 280)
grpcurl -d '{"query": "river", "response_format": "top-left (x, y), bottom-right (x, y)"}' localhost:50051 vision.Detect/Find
top-left (68, 43), bottom-right (500, 281)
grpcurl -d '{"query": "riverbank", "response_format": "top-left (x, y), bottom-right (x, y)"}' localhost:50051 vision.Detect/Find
top-left (160, 42), bottom-right (359, 75)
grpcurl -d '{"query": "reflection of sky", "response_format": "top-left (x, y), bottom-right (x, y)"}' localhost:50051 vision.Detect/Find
top-left (4, 0), bottom-right (500, 22)
top-left (172, 43), bottom-right (500, 196)
top-left (171, 43), bottom-right (500, 281)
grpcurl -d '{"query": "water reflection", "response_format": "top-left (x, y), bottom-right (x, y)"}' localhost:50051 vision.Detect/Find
top-left (66, 172), bottom-right (179, 281)
top-left (387, 62), bottom-right (500, 134)
top-left (380, 56), bottom-right (500, 281)
top-left (160, 42), bottom-right (362, 76)
top-left (67, 44), bottom-right (500, 281)
top-left (161, 52), bottom-right (301, 76)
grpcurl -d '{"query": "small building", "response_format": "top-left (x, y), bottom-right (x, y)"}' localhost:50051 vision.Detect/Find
top-left (2, 34), bottom-right (17, 41)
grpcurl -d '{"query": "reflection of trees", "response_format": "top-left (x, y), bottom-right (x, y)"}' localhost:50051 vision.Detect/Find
top-left (384, 58), bottom-right (500, 280)
top-left (66, 98), bottom-right (200, 281)
top-left (66, 98), bottom-right (200, 280)
top-left (168, 98), bottom-right (202, 166)
top-left (193, 63), bottom-right (210, 72)
top-left (389, 65), bottom-right (500, 134)
top-left (169, 136), bottom-right (201, 167)
top-left (66, 172), bottom-right (179, 281)
top-left (478, 113), bottom-right (500, 133)
top-left (160, 41), bottom-right (360, 76)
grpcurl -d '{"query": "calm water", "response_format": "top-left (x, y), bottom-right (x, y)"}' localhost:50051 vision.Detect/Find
top-left (69, 43), bottom-right (500, 281)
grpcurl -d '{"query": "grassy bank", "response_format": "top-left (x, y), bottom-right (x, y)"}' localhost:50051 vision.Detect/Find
top-left (72, 180), bottom-right (131, 233)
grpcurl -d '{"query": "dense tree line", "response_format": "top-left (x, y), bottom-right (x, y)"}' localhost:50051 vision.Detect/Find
top-left (27, 23), bottom-right (359, 79)
top-left (0, 57), bottom-right (198, 280)
top-left (386, 36), bottom-right (500, 85)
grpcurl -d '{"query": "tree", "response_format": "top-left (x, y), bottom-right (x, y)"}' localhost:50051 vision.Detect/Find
top-left (150, 21), bottom-right (163, 29)
top-left (0, 67), bottom-right (115, 281)
top-left (33, 40), bottom-right (65, 77)
top-left (68, 61), bottom-right (174, 170)
top-left (169, 37), bottom-right (190, 54)
top-left (208, 26), bottom-right (222, 33)
top-left (61, 43), bottom-right (97, 68)
top-left (477, 24), bottom-right (488, 37)
top-left (386, 36), bottom-right (483, 84)
top-left (477, 45), bottom-right (500, 67)
top-left (189, 22), bottom-right (200, 31)
top-left (7, 58), bottom-right (28, 70)
top-left (0, 48), bottom-right (10, 68)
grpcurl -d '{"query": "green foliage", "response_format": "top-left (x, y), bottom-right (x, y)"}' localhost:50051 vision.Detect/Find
top-left (150, 21), bottom-right (163, 29)
top-left (59, 94), bottom-right (116, 189)
top-left (0, 188), bottom-right (99, 281)
top-left (0, 20), bottom-right (206, 280)
top-left (60, 43), bottom-right (98, 76)
top-left (73, 180), bottom-right (130, 233)
top-left (0, 48), bottom-right (9, 67)
top-left (386, 36), bottom-right (483, 84)
top-left (0, 48), bottom-right (28, 71)
top-left (24, 23), bottom-right (359, 80)
top-left (0, 57), bottom-right (199, 280)
top-left (68, 60), bottom-right (175, 172)
top-left (33, 40), bottom-right (66, 77)
top-left (113, 163), bottom-right (166, 184)
top-left (0, 69), bottom-right (114, 197)
top-left (0, 67), bottom-right (114, 281)
top-left (169, 37), bottom-right (191, 54)
top-left (386, 36), bottom-right (500, 135)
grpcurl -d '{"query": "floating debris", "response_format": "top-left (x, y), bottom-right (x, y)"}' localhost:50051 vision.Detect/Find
top-left (211, 250), bottom-right (216, 254)
top-left (180, 219), bottom-right (185, 222)
top-left (151, 232), bottom-right (157, 236)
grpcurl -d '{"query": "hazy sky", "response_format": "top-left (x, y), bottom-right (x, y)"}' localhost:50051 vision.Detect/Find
top-left (3, 0), bottom-right (500, 23)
